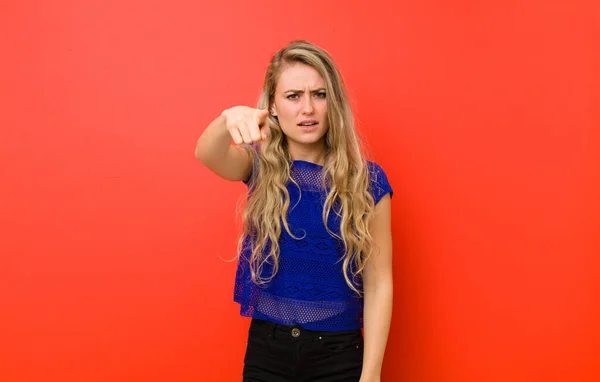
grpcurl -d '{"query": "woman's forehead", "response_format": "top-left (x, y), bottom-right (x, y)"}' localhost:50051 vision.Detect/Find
top-left (276, 63), bottom-right (325, 91)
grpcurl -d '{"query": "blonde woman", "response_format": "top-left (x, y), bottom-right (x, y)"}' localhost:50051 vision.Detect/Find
top-left (196, 40), bottom-right (393, 382)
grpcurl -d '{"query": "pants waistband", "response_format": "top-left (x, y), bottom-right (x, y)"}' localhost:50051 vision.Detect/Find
top-left (250, 318), bottom-right (361, 340)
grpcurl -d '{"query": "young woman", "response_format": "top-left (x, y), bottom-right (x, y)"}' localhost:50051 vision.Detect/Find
top-left (195, 40), bottom-right (393, 382)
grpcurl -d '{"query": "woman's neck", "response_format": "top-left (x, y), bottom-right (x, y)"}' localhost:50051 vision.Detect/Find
top-left (287, 141), bottom-right (326, 165)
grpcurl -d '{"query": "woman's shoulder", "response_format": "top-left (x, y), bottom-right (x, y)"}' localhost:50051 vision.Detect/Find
top-left (366, 160), bottom-right (388, 179)
top-left (365, 160), bottom-right (393, 203)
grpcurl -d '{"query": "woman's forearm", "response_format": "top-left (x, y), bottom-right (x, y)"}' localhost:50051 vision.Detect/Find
top-left (361, 280), bottom-right (393, 380)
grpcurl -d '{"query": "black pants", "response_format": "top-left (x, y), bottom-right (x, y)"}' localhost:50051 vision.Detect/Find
top-left (243, 318), bottom-right (363, 382)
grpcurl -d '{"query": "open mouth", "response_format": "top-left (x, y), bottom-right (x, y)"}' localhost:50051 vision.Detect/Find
top-left (298, 120), bottom-right (319, 128)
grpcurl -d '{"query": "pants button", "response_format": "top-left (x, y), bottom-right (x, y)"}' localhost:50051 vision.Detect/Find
top-left (291, 328), bottom-right (301, 338)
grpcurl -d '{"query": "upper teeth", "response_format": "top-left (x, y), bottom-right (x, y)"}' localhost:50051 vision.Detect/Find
top-left (300, 122), bottom-right (316, 126)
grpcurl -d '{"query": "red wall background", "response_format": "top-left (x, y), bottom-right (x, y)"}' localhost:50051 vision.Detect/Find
top-left (1, 1), bottom-right (599, 381)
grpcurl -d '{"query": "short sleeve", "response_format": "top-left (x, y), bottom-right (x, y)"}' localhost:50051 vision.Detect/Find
top-left (368, 161), bottom-right (393, 205)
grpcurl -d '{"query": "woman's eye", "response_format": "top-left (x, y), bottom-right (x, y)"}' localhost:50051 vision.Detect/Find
top-left (287, 94), bottom-right (299, 100)
top-left (316, 92), bottom-right (326, 98)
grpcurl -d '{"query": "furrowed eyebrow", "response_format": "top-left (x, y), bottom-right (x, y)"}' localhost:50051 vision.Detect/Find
top-left (284, 88), bottom-right (326, 94)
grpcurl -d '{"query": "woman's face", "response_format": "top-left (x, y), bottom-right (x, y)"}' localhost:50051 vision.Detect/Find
top-left (271, 63), bottom-right (329, 156)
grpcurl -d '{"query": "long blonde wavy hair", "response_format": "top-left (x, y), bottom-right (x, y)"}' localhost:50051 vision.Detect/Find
top-left (239, 40), bottom-right (375, 295)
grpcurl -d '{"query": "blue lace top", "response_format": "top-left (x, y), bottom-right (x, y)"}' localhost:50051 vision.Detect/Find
top-left (234, 159), bottom-right (393, 331)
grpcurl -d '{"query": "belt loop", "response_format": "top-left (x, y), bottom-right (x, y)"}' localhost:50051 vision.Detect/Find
top-left (268, 322), bottom-right (276, 340)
